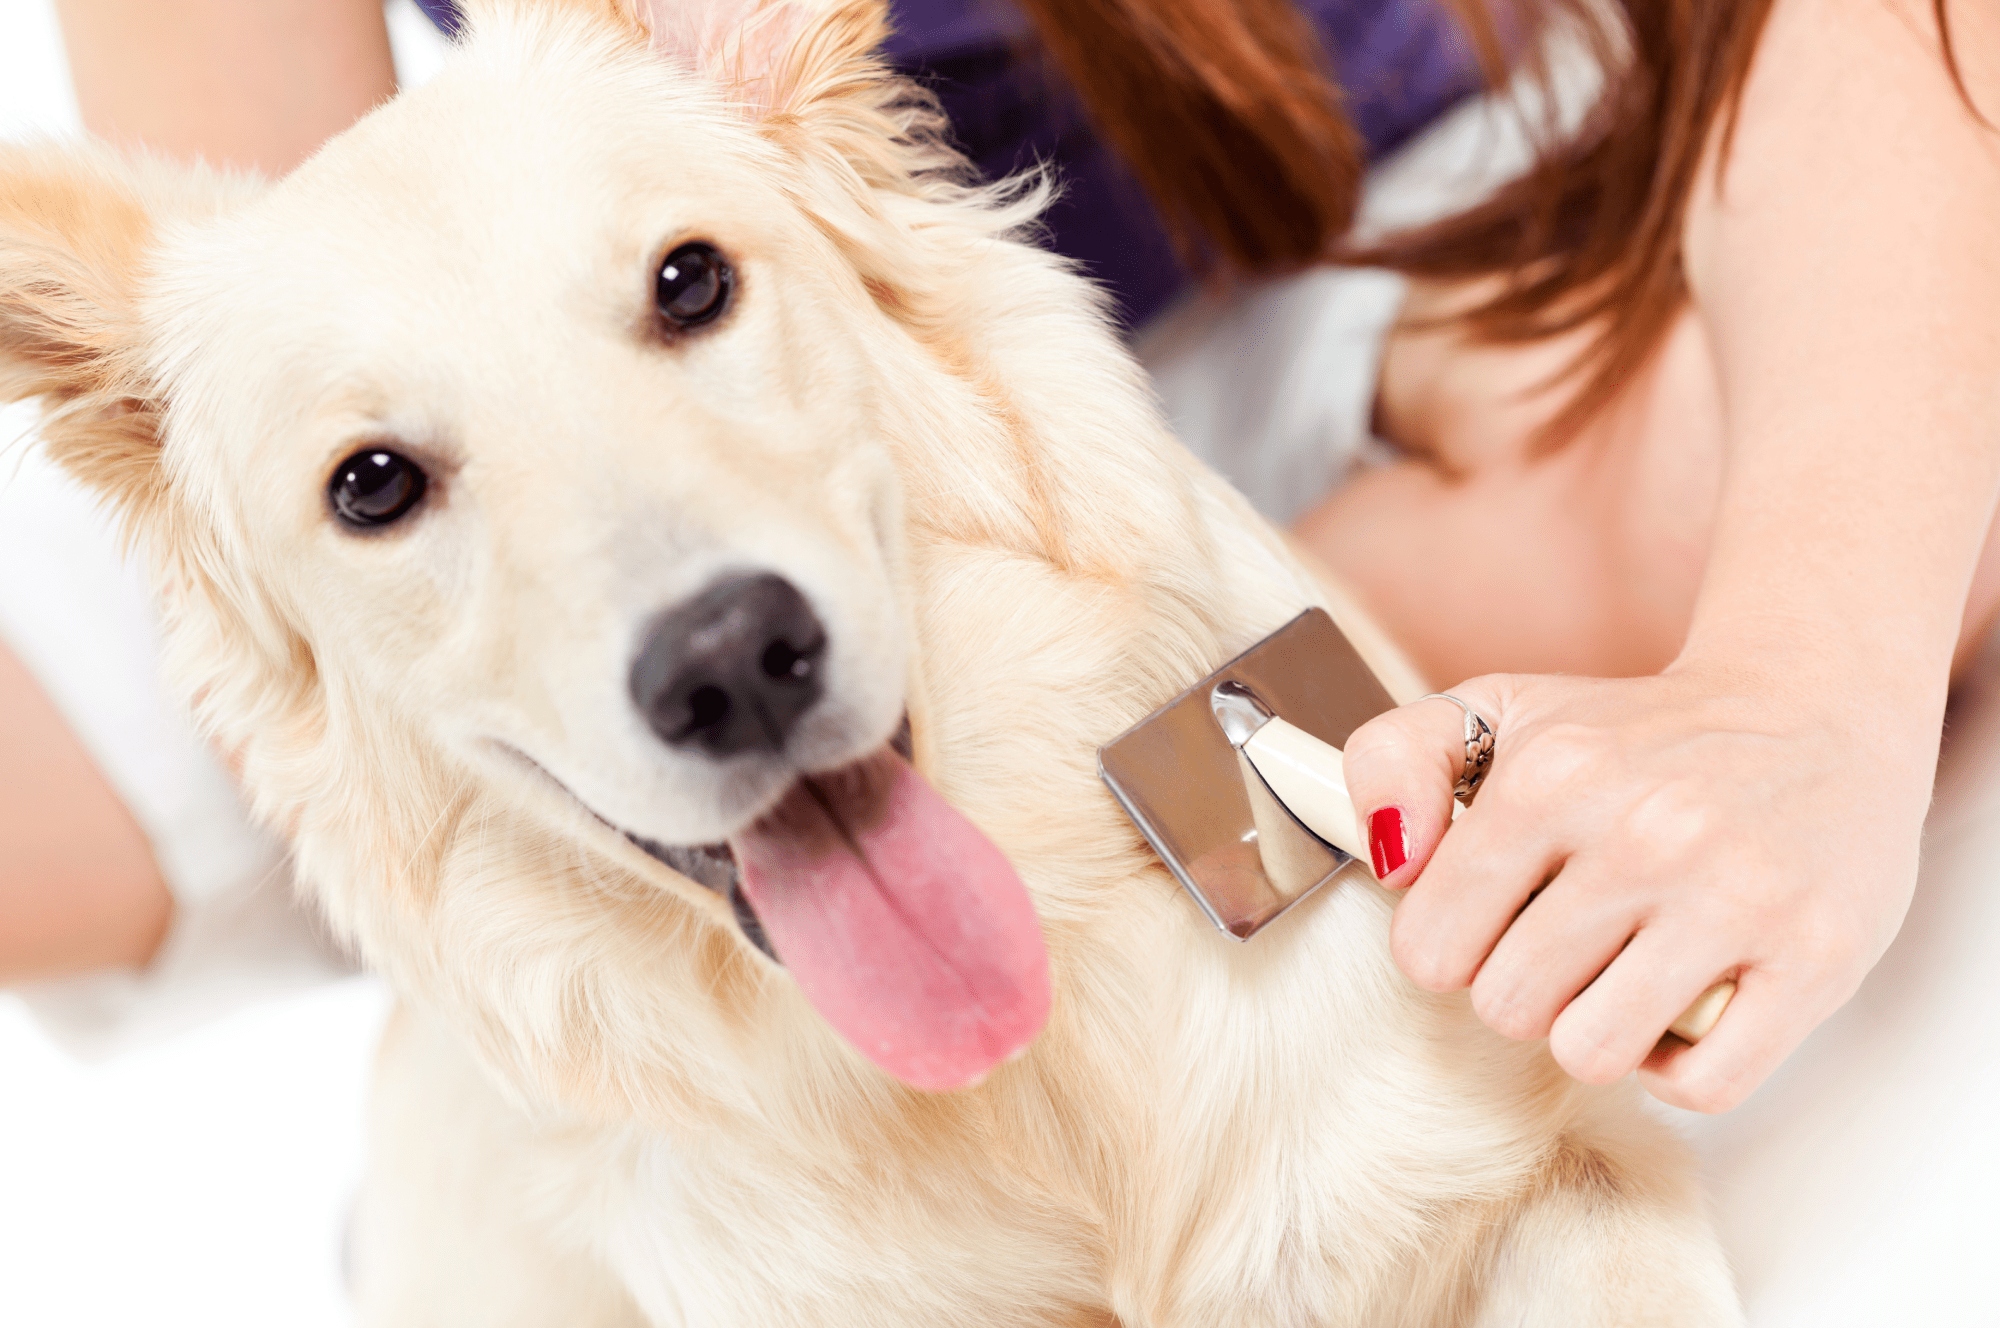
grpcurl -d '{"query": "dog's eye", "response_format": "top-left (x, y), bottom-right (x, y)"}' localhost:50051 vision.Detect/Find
top-left (329, 449), bottom-right (427, 528)
top-left (656, 242), bottom-right (732, 328)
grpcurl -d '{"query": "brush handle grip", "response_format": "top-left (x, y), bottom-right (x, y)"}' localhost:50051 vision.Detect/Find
top-left (1239, 717), bottom-right (1366, 860)
top-left (1239, 719), bottom-right (1736, 1044)
top-left (1667, 980), bottom-right (1735, 1043)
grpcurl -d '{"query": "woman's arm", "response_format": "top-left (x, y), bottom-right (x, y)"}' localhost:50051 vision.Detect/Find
top-left (53, 0), bottom-right (396, 175)
top-left (0, 639), bottom-right (169, 981)
top-left (1340, 0), bottom-right (2000, 1112)
top-left (1683, 0), bottom-right (2000, 690)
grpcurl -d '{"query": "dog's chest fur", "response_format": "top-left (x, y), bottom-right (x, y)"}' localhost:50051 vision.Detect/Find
top-left (375, 510), bottom-right (1582, 1327)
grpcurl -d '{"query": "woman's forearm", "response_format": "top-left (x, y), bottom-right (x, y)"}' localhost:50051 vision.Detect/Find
top-left (53, 0), bottom-right (396, 176)
top-left (1679, 0), bottom-right (2000, 718)
top-left (0, 639), bottom-right (170, 982)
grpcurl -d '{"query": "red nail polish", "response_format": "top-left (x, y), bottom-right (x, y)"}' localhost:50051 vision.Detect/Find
top-left (1369, 807), bottom-right (1408, 880)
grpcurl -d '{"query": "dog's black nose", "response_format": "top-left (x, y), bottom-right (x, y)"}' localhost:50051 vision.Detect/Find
top-left (630, 573), bottom-right (827, 758)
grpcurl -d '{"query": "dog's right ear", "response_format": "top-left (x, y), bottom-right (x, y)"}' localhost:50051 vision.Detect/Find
top-left (0, 143), bottom-right (241, 531)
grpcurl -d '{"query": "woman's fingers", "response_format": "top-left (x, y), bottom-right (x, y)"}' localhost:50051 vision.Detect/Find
top-left (1639, 959), bottom-right (1864, 1113)
top-left (1466, 865), bottom-right (1646, 1042)
top-left (1547, 922), bottom-right (1743, 1089)
top-left (1343, 681), bottom-right (1570, 991)
top-left (1345, 676), bottom-right (1758, 1083)
top-left (1388, 799), bottom-right (1563, 992)
top-left (1636, 975), bottom-right (1772, 1114)
top-left (1339, 684), bottom-right (1509, 886)
top-left (1336, 666), bottom-right (1916, 1113)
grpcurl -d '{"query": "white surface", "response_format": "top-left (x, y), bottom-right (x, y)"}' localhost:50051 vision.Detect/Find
top-left (386, 0), bottom-right (451, 90)
top-left (0, 979), bottom-right (389, 1328)
top-left (0, 0), bottom-right (77, 140)
top-left (0, 416), bottom-right (361, 1060)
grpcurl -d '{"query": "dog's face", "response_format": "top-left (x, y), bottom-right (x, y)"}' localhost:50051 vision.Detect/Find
top-left (157, 22), bottom-right (908, 852)
top-left (0, 0), bottom-right (1056, 1093)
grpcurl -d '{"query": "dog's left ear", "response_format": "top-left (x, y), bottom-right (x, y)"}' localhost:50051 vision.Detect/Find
top-left (0, 143), bottom-right (177, 531)
top-left (600, 0), bottom-right (888, 121)
top-left (629, 0), bottom-right (826, 114)
top-left (0, 145), bottom-right (258, 539)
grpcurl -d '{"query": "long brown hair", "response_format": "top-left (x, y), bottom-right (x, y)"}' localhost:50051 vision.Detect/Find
top-left (1007, 0), bottom-right (1369, 274)
top-left (1013, 0), bottom-right (1969, 449)
top-left (1356, 0), bottom-right (1782, 448)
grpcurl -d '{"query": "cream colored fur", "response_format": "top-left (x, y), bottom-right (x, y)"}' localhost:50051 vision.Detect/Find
top-left (0, 1), bottom-right (1741, 1322)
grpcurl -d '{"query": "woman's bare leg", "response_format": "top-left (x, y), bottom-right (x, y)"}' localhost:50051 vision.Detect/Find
top-left (54, 0), bottom-right (396, 176)
top-left (0, 636), bottom-right (169, 981)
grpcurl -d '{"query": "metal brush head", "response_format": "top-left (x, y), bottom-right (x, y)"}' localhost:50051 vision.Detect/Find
top-left (1097, 608), bottom-right (1395, 939)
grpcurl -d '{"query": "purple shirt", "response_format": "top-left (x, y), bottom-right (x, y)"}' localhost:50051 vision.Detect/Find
top-left (417, 0), bottom-right (1478, 322)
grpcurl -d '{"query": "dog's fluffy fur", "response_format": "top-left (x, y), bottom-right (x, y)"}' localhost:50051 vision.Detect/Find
top-left (0, 2), bottom-right (1742, 1322)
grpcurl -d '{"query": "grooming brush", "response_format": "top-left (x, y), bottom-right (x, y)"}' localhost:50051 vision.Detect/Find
top-left (1098, 608), bottom-right (1733, 1044)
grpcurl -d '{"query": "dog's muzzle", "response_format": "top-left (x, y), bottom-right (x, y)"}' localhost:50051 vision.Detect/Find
top-left (629, 572), bottom-right (826, 758)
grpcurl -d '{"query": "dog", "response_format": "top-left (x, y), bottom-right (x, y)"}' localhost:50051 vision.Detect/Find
top-left (0, 1), bottom-right (1743, 1322)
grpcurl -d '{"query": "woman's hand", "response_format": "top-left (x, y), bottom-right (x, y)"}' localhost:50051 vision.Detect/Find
top-left (1339, 660), bottom-right (1934, 1113)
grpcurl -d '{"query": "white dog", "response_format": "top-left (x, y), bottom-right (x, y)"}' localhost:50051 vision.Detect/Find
top-left (0, 1), bottom-right (1741, 1322)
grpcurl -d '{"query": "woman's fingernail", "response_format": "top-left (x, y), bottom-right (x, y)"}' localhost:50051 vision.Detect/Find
top-left (1368, 807), bottom-right (1408, 880)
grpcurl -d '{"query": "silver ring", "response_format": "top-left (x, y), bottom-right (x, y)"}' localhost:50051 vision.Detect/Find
top-left (1423, 693), bottom-right (1495, 806)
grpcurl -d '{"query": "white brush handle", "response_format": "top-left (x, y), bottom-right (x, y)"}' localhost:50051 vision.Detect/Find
top-left (1667, 980), bottom-right (1735, 1043)
top-left (1239, 717), bottom-right (1367, 861)
top-left (1237, 718), bottom-right (1736, 1044)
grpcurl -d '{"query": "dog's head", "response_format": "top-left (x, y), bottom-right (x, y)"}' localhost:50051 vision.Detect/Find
top-left (0, 0), bottom-right (1090, 1097)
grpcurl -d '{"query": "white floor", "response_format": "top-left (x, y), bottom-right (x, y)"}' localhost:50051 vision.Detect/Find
top-left (0, 979), bottom-right (388, 1328)
top-left (3, 2), bottom-right (1999, 1324)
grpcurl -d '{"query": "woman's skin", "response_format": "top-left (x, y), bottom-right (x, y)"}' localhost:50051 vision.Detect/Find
top-left (0, 0), bottom-right (394, 984)
top-left (1304, 281), bottom-right (1736, 685)
top-left (53, 0), bottom-right (396, 175)
top-left (1315, 0), bottom-right (2000, 1113)
top-left (0, 641), bottom-right (170, 979)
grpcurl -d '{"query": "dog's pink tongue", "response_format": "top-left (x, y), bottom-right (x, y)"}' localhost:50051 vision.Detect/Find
top-left (730, 750), bottom-right (1048, 1092)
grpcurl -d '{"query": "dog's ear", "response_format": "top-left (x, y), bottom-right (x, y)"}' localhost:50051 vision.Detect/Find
top-left (480, 0), bottom-right (886, 120)
top-left (623, 0), bottom-right (883, 119)
top-left (0, 143), bottom-right (239, 531)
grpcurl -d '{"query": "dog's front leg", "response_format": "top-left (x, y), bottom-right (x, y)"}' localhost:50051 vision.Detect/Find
top-left (350, 1004), bottom-right (649, 1328)
top-left (1466, 1105), bottom-right (1744, 1328)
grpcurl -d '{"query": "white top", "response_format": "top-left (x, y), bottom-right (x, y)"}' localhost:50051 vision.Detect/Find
top-left (0, 405), bottom-right (353, 1057)
top-left (1136, 78), bottom-right (1560, 518)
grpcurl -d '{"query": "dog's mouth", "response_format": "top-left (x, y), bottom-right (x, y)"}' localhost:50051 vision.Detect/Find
top-left (622, 718), bottom-right (916, 962)
top-left (623, 836), bottom-right (774, 958)
top-left (518, 718), bottom-right (1049, 1091)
